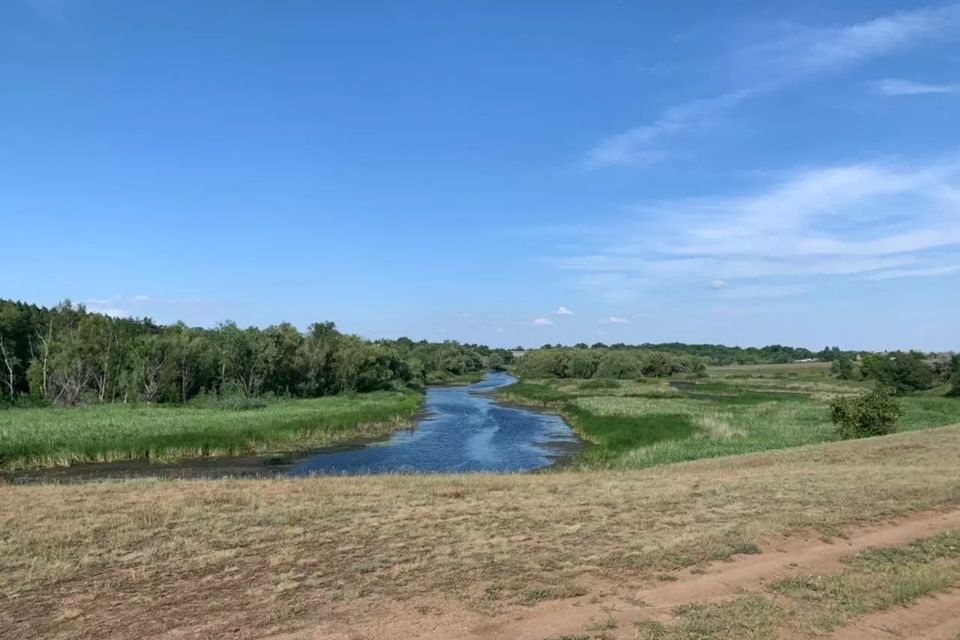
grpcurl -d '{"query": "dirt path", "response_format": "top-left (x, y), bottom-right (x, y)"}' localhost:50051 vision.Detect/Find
top-left (830, 590), bottom-right (960, 640)
top-left (456, 509), bottom-right (960, 640)
top-left (274, 509), bottom-right (960, 640)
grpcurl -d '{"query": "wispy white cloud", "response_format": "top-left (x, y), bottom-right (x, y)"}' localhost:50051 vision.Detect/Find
top-left (743, 4), bottom-right (960, 78)
top-left (584, 89), bottom-right (758, 168)
top-left (860, 265), bottom-right (960, 280)
top-left (712, 284), bottom-right (809, 299)
top-left (531, 317), bottom-right (554, 326)
top-left (872, 78), bottom-right (960, 96)
top-left (663, 162), bottom-right (960, 260)
top-left (554, 306), bottom-right (574, 315)
top-left (602, 316), bottom-right (630, 324)
top-left (553, 157), bottom-right (960, 300)
top-left (585, 4), bottom-right (960, 168)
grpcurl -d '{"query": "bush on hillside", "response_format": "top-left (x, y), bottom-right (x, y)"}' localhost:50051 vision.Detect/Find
top-left (948, 355), bottom-right (960, 397)
top-left (830, 387), bottom-right (902, 439)
top-left (830, 356), bottom-right (857, 380)
top-left (860, 352), bottom-right (935, 394)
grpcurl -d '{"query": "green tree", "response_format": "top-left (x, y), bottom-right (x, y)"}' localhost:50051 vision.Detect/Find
top-left (299, 321), bottom-right (341, 396)
top-left (217, 323), bottom-right (277, 397)
top-left (830, 387), bottom-right (902, 439)
top-left (861, 352), bottom-right (935, 394)
top-left (564, 350), bottom-right (598, 379)
top-left (335, 337), bottom-right (408, 392)
top-left (594, 351), bottom-right (641, 379)
top-left (262, 322), bottom-right (304, 396)
top-left (831, 356), bottom-right (856, 380)
top-left (117, 334), bottom-right (169, 403)
top-left (948, 354), bottom-right (960, 397)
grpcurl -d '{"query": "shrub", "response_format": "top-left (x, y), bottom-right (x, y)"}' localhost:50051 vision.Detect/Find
top-left (948, 355), bottom-right (960, 397)
top-left (830, 387), bottom-right (902, 439)
top-left (831, 356), bottom-right (857, 380)
top-left (860, 352), bottom-right (935, 394)
top-left (594, 351), bottom-right (643, 379)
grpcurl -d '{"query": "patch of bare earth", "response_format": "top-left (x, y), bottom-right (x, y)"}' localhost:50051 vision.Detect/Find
top-left (2, 425), bottom-right (960, 640)
top-left (829, 590), bottom-right (960, 640)
top-left (444, 510), bottom-right (960, 640)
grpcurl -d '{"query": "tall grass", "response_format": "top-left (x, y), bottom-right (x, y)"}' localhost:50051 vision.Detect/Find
top-left (0, 392), bottom-right (422, 471)
top-left (498, 369), bottom-right (960, 470)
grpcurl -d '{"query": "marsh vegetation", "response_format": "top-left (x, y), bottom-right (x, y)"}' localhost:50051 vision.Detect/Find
top-left (497, 361), bottom-right (960, 469)
top-left (0, 391), bottom-right (421, 471)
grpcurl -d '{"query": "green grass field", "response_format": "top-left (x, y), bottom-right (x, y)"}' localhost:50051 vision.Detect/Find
top-left (498, 363), bottom-right (960, 469)
top-left (0, 391), bottom-right (422, 471)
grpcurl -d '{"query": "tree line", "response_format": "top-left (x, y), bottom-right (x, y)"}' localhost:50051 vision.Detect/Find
top-left (514, 345), bottom-right (960, 393)
top-left (0, 299), bottom-right (512, 406)
top-left (514, 347), bottom-right (707, 380)
top-left (833, 350), bottom-right (960, 395)
top-left (527, 342), bottom-right (827, 366)
top-left (3, 298), bottom-right (955, 405)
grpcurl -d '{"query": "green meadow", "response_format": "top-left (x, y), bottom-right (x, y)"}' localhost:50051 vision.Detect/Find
top-left (498, 362), bottom-right (960, 469)
top-left (0, 391), bottom-right (421, 471)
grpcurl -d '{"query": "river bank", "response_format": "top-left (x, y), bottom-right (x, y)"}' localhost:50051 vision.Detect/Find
top-left (0, 391), bottom-right (422, 472)
top-left (2, 372), bottom-right (582, 481)
top-left (496, 366), bottom-right (960, 469)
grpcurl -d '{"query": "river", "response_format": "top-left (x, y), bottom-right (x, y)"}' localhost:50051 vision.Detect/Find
top-left (9, 371), bottom-right (581, 482)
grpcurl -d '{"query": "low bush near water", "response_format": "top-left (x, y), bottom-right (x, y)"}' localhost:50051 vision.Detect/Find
top-left (830, 387), bottom-right (902, 439)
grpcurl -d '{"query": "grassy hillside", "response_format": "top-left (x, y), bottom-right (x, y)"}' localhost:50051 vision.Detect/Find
top-left (3, 424), bottom-right (960, 639)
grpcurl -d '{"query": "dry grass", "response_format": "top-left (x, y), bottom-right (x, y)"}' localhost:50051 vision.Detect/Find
top-left (2, 424), bottom-right (960, 639)
top-left (634, 531), bottom-right (960, 639)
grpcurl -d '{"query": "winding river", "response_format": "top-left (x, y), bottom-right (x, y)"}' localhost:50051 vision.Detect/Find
top-left (10, 372), bottom-right (581, 482)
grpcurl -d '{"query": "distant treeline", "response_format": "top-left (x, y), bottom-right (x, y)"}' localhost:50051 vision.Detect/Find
top-left (834, 350), bottom-right (960, 395)
top-left (516, 344), bottom-right (960, 394)
top-left (515, 348), bottom-right (706, 380)
top-left (0, 299), bottom-right (512, 406)
top-left (528, 342), bottom-right (838, 366)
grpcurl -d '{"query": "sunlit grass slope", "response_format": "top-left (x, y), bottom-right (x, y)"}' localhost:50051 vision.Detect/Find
top-left (3, 424), bottom-right (960, 639)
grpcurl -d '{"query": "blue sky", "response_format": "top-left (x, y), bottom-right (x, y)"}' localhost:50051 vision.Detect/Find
top-left (2, 1), bottom-right (958, 350)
